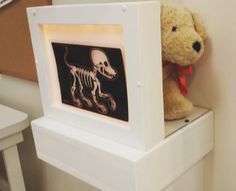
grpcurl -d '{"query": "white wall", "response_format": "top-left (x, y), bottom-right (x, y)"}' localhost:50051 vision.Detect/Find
top-left (172, 0), bottom-right (236, 191)
top-left (168, 0), bottom-right (236, 191)
top-left (1, 0), bottom-right (236, 190)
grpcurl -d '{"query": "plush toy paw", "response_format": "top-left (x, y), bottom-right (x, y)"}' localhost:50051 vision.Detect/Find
top-left (164, 97), bottom-right (193, 120)
top-left (96, 104), bottom-right (108, 114)
top-left (163, 78), bottom-right (193, 120)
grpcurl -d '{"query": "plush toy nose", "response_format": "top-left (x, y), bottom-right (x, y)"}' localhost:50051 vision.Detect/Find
top-left (192, 41), bottom-right (201, 53)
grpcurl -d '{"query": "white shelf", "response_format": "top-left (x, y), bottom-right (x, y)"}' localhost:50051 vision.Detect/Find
top-left (165, 107), bottom-right (209, 137)
top-left (31, 109), bottom-right (213, 191)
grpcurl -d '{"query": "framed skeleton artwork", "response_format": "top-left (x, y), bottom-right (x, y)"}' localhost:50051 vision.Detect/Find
top-left (52, 43), bottom-right (129, 122)
top-left (27, 1), bottom-right (164, 150)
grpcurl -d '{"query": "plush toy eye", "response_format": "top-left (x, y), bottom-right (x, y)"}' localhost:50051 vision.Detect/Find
top-left (172, 26), bottom-right (177, 32)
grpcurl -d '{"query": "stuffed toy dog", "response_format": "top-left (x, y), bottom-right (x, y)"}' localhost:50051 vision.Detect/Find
top-left (161, 4), bottom-right (208, 120)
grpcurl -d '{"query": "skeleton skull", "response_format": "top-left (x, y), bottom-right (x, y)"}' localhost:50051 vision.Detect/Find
top-left (90, 48), bottom-right (117, 79)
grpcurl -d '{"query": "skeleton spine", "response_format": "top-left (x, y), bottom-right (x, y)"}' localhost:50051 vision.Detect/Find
top-left (77, 68), bottom-right (94, 89)
top-left (64, 47), bottom-right (94, 89)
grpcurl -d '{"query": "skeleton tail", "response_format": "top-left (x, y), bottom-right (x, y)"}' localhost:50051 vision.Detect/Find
top-left (64, 46), bottom-right (74, 69)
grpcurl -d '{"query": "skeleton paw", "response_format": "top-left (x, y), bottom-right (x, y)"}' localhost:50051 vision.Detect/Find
top-left (84, 99), bottom-right (93, 108)
top-left (75, 102), bottom-right (83, 108)
top-left (97, 104), bottom-right (108, 114)
top-left (109, 99), bottom-right (117, 111)
top-left (74, 99), bottom-right (83, 108)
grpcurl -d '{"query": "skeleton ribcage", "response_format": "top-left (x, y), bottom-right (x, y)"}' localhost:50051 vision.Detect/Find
top-left (76, 68), bottom-right (95, 89)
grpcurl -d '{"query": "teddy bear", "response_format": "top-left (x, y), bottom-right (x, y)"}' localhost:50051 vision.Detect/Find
top-left (161, 4), bottom-right (208, 120)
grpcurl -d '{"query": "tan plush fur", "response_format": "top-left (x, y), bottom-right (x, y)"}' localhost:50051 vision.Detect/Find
top-left (161, 4), bottom-right (207, 120)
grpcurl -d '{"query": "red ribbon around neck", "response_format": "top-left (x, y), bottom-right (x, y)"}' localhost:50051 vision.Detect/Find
top-left (174, 65), bottom-right (193, 96)
top-left (163, 61), bottom-right (193, 96)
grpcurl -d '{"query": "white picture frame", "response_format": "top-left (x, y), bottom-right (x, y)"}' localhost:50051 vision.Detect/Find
top-left (27, 1), bottom-right (164, 150)
top-left (0, 0), bottom-right (13, 8)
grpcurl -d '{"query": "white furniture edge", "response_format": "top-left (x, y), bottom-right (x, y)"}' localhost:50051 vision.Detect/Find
top-left (0, 104), bottom-right (29, 191)
top-left (0, 105), bottom-right (29, 140)
top-left (32, 110), bottom-right (213, 191)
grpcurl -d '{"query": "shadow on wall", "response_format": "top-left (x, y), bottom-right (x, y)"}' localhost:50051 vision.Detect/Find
top-left (0, 155), bottom-right (7, 180)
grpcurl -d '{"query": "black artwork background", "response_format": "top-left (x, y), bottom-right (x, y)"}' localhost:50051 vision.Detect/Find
top-left (52, 42), bottom-right (129, 122)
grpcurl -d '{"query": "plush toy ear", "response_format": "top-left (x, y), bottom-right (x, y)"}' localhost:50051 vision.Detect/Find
top-left (186, 9), bottom-right (208, 41)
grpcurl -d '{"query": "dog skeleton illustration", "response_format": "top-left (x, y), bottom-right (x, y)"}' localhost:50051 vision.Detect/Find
top-left (64, 47), bottom-right (117, 114)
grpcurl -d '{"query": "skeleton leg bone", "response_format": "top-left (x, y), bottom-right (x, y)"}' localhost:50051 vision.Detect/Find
top-left (70, 71), bottom-right (83, 107)
top-left (76, 72), bottom-right (93, 107)
top-left (91, 82), bottom-right (107, 114)
top-left (97, 83), bottom-right (117, 111)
